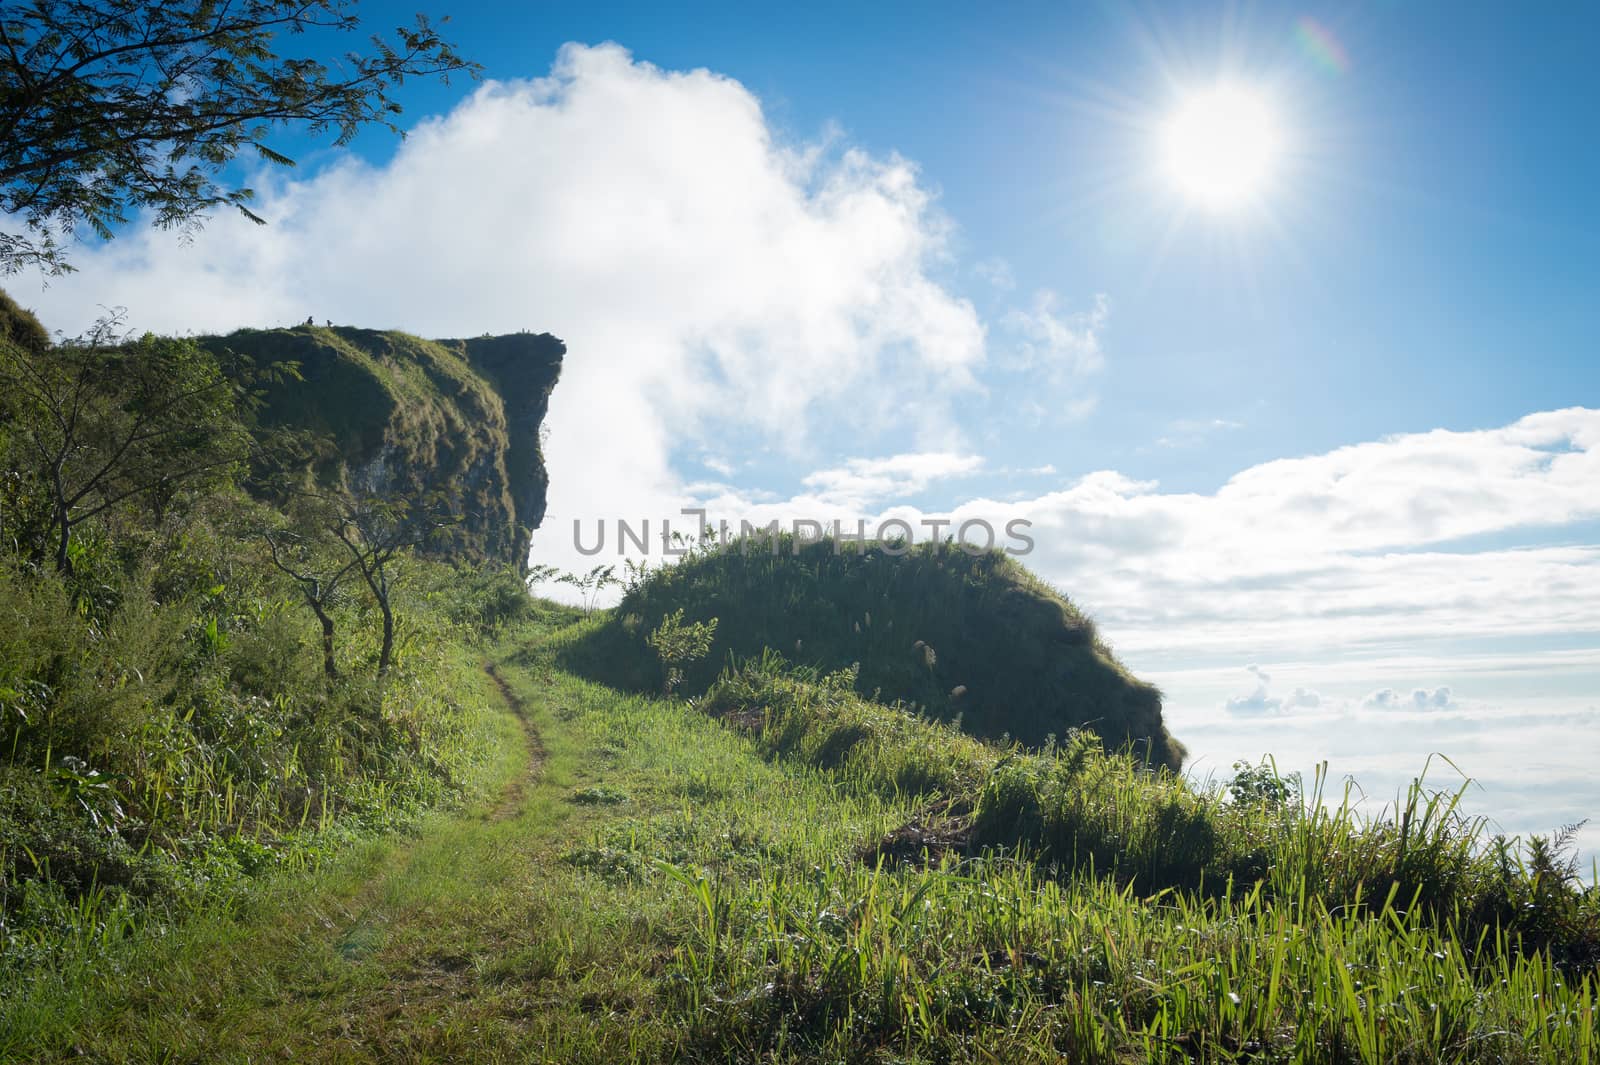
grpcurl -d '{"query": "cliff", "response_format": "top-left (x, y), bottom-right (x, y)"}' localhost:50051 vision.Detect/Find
top-left (203, 325), bottom-right (564, 570)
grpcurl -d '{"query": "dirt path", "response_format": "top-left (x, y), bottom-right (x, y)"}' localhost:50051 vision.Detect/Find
top-left (485, 658), bottom-right (545, 821)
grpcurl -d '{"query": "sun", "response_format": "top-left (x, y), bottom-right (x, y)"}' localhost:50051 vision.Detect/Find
top-left (1160, 85), bottom-right (1282, 209)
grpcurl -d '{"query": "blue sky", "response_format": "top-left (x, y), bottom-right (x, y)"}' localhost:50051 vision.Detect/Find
top-left (10, 2), bottom-right (1598, 848)
top-left (340, 0), bottom-right (1600, 495)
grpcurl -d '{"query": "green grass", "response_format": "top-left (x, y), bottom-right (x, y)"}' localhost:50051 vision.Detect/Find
top-left (702, 651), bottom-right (1600, 962)
top-left (561, 533), bottom-right (1185, 770)
top-left (5, 608), bottom-right (1593, 1062)
top-left (0, 644), bottom-right (528, 1061)
top-left (0, 546), bottom-right (532, 975)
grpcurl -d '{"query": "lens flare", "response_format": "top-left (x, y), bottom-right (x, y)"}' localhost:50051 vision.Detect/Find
top-left (1295, 16), bottom-right (1351, 76)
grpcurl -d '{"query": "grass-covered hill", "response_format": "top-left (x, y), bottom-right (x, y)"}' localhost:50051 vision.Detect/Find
top-left (202, 325), bottom-right (564, 570)
top-left (564, 535), bottom-right (1185, 769)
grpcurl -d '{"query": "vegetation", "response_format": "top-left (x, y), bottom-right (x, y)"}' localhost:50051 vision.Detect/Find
top-left (564, 530), bottom-right (1185, 769)
top-left (647, 608), bottom-right (720, 694)
top-left (5, 609), bottom-right (1594, 1062)
top-left (1, 303), bottom-right (1594, 1059)
top-left (553, 562), bottom-right (622, 615)
top-left (1, 317), bottom-right (260, 573)
top-left (705, 655), bottom-right (1600, 969)
top-left (0, 287), bottom-right (50, 353)
top-left (0, 0), bottom-right (477, 274)
top-left (0, 297), bottom-right (538, 983)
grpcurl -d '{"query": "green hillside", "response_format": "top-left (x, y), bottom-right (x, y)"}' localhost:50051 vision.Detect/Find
top-left (565, 535), bottom-right (1186, 769)
top-left (0, 289), bottom-right (50, 355)
top-left (202, 325), bottom-right (564, 570)
top-left (7, 607), bottom-right (1596, 1063)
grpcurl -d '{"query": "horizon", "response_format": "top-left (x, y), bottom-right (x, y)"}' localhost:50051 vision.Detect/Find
top-left (8, 3), bottom-right (1597, 852)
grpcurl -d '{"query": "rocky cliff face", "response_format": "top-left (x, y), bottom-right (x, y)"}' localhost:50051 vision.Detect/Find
top-left (456, 333), bottom-right (565, 564)
top-left (203, 326), bottom-right (563, 571)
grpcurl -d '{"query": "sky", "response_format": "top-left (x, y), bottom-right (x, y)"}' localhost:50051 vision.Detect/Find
top-left (8, 2), bottom-right (1598, 852)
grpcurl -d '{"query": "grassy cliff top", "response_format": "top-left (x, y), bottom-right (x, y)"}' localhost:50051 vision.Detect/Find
top-left (202, 325), bottom-right (562, 568)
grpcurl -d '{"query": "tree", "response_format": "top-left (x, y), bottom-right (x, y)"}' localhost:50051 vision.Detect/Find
top-left (329, 490), bottom-right (456, 675)
top-left (0, 320), bottom-right (258, 573)
top-left (262, 520), bottom-right (358, 679)
top-left (0, 0), bottom-right (478, 275)
top-left (260, 487), bottom-right (455, 678)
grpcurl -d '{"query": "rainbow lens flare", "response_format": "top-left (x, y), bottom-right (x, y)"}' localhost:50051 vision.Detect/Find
top-left (1295, 16), bottom-right (1351, 76)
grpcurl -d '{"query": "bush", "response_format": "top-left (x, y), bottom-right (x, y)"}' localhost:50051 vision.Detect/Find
top-left (0, 765), bottom-right (155, 913)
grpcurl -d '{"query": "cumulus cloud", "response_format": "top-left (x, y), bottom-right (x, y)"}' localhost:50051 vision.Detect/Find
top-left (1224, 665), bottom-right (1324, 715)
top-left (10, 43), bottom-right (987, 576)
top-left (1365, 687), bottom-right (1457, 712)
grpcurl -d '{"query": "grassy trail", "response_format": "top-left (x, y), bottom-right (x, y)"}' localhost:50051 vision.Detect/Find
top-left (7, 625), bottom-right (903, 1062)
top-left (4, 643), bottom-right (586, 1062)
top-left (483, 661), bottom-right (546, 822)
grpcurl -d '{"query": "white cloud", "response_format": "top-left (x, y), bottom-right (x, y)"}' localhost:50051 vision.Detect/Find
top-left (701, 455), bottom-right (737, 478)
top-left (1153, 416), bottom-right (1245, 450)
top-left (800, 451), bottom-right (983, 508)
top-left (1224, 665), bottom-right (1324, 715)
top-left (9, 43), bottom-right (987, 577)
top-left (973, 256), bottom-right (1016, 291)
top-left (1365, 686), bottom-right (1457, 712)
top-left (997, 290), bottom-right (1108, 420)
top-left (1286, 688), bottom-right (1324, 710)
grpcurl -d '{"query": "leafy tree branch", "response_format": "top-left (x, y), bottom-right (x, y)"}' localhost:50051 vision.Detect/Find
top-left (0, 0), bottom-right (479, 274)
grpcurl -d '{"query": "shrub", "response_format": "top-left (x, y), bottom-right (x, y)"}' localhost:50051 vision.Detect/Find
top-left (646, 609), bottom-right (719, 695)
